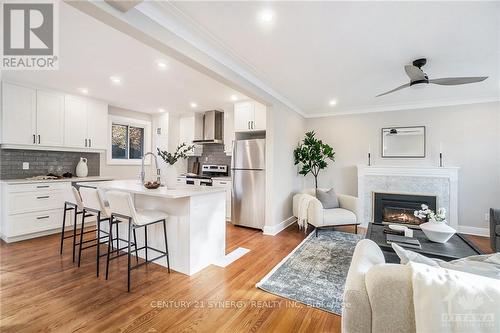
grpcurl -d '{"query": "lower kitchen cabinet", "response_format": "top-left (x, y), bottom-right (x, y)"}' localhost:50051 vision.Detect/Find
top-left (213, 179), bottom-right (232, 220)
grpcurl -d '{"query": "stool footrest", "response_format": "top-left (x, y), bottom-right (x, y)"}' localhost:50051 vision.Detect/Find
top-left (131, 254), bottom-right (167, 270)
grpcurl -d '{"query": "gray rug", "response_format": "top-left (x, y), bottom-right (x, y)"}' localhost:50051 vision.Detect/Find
top-left (256, 230), bottom-right (363, 315)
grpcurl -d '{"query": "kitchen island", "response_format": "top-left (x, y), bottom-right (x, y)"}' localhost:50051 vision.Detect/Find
top-left (78, 180), bottom-right (226, 276)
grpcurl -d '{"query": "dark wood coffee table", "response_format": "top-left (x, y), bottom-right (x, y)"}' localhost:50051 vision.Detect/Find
top-left (365, 223), bottom-right (483, 263)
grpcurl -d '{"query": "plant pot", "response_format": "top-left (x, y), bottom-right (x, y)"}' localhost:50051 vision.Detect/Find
top-left (162, 164), bottom-right (178, 189)
top-left (420, 221), bottom-right (456, 243)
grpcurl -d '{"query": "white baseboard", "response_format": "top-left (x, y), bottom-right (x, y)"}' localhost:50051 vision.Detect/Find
top-left (263, 216), bottom-right (296, 236)
top-left (457, 226), bottom-right (490, 237)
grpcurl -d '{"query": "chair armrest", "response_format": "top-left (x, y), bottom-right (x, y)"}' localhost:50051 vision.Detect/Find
top-left (307, 197), bottom-right (324, 227)
top-left (337, 194), bottom-right (360, 223)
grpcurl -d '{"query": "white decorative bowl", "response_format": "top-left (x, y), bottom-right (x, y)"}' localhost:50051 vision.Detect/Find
top-left (420, 221), bottom-right (456, 243)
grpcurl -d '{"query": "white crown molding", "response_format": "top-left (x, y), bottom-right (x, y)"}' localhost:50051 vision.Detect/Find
top-left (306, 96), bottom-right (500, 118)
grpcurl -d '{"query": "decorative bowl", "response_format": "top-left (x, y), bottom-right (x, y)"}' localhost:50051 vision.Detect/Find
top-left (144, 181), bottom-right (160, 189)
top-left (420, 221), bottom-right (456, 243)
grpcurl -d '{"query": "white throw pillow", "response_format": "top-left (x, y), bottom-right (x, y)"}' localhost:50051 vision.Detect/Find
top-left (392, 243), bottom-right (500, 280)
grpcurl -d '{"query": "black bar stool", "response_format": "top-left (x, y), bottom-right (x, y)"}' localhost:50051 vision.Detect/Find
top-left (105, 190), bottom-right (170, 292)
top-left (59, 186), bottom-right (94, 262)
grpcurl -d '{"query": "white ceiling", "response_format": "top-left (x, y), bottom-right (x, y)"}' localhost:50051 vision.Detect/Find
top-left (2, 2), bottom-right (246, 114)
top-left (171, 1), bottom-right (500, 116)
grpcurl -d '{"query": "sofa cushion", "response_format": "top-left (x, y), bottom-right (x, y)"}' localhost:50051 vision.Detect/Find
top-left (316, 188), bottom-right (339, 209)
top-left (322, 208), bottom-right (356, 226)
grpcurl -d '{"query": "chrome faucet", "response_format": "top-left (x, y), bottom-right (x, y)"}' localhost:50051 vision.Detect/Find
top-left (141, 152), bottom-right (161, 184)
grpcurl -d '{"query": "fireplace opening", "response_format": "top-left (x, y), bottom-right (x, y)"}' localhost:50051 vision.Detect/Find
top-left (373, 192), bottom-right (436, 227)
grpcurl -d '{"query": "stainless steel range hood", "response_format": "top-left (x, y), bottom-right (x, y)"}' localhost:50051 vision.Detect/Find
top-left (193, 110), bottom-right (224, 144)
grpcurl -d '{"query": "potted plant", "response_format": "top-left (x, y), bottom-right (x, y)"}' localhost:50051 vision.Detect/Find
top-left (414, 204), bottom-right (455, 243)
top-left (293, 131), bottom-right (335, 188)
top-left (157, 143), bottom-right (194, 189)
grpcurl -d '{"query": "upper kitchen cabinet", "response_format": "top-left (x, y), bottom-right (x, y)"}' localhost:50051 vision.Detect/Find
top-left (64, 96), bottom-right (108, 149)
top-left (179, 116), bottom-right (203, 156)
top-left (234, 101), bottom-right (266, 132)
top-left (36, 90), bottom-right (65, 147)
top-left (1, 82), bottom-right (37, 145)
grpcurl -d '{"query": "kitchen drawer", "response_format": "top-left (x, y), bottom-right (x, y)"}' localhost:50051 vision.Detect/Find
top-left (8, 190), bottom-right (65, 214)
top-left (6, 182), bottom-right (69, 193)
top-left (5, 209), bottom-right (63, 237)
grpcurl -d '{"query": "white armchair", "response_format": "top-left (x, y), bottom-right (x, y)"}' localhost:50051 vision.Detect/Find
top-left (293, 188), bottom-right (360, 236)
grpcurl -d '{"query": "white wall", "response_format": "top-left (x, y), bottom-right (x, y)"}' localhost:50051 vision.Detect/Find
top-left (264, 102), bottom-right (306, 233)
top-left (305, 102), bottom-right (500, 230)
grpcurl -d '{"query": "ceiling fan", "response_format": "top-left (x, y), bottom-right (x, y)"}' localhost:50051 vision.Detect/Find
top-left (376, 58), bottom-right (488, 97)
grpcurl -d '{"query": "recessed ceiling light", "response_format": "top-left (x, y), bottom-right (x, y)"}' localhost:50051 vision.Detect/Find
top-left (158, 108), bottom-right (166, 113)
top-left (329, 99), bottom-right (338, 106)
top-left (156, 60), bottom-right (168, 70)
top-left (230, 95), bottom-right (238, 101)
top-left (110, 76), bottom-right (122, 85)
top-left (190, 102), bottom-right (198, 108)
top-left (258, 9), bottom-right (274, 23)
top-left (78, 88), bottom-right (88, 95)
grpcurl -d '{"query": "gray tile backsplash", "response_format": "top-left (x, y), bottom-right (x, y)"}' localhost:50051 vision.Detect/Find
top-left (187, 144), bottom-right (231, 175)
top-left (0, 149), bottom-right (100, 179)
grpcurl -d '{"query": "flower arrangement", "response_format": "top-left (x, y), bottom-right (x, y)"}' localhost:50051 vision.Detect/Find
top-left (414, 204), bottom-right (447, 222)
top-left (157, 143), bottom-right (194, 165)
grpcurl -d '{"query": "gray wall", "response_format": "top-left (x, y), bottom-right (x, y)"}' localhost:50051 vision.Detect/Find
top-left (0, 149), bottom-right (100, 179)
top-left (187, 144), bottom-right (231, 174)
top-left (305, 101), bottom-right (500, 230)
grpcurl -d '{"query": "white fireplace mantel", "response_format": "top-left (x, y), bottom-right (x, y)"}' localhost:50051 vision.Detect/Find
top-left (357, 165), bottom-right (459, 229)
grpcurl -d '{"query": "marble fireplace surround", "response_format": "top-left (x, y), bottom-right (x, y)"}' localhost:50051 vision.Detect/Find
top-left (357, 165), bottom-right (459, 229)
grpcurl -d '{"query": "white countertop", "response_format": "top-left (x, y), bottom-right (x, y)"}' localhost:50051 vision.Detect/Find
top-left (1, 176), bottom-right (113, 185)
top-left (76, 179), bottom-right (226, 199)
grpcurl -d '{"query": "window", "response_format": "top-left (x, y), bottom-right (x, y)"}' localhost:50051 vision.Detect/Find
top-left (108, 116), bottom-right (151, 165)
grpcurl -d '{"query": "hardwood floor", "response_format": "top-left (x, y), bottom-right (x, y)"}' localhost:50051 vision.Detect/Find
top-left (0, 224), bottom-right (491, 333)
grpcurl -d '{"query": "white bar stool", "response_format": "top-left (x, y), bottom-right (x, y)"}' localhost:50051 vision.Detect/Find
top-left (78, 187), bottom-right (116, 276)
top-left (59, 186), bottom-right (93, 262)
top-left (105, 190), bottom-right (170, 292)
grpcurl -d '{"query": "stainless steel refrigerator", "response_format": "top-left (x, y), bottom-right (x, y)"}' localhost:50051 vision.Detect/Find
top-left (231, 139), bottom-right (265, 229)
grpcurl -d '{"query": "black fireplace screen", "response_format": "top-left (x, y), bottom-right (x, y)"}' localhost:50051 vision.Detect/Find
top-left (374, 193), bottom-right (437, 226)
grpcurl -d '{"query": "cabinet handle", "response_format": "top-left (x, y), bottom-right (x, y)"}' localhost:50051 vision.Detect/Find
top-left (248, 121), bottom-right (250, 130)
top-left (36, 196), bottom-right (50, 199)
top-left (85, 138), bottom-right (88, 147)
top-left (36, 185), bottom-right (50, 188)
top-left (251, 121), bottom-right (254, 129)
top-left (33, 134), bottom-right (36, 144)
top-left (219, 182), bottom-right (227, 185)
top-left (36, 215), bottom-right (50, 220)
top-left (88, 138), bottom-right (91, 147)
top-left (38, 134), bottom-right (41, 144)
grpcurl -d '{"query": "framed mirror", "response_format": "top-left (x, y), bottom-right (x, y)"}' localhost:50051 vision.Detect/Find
top-left (381, 126), bottom-right (426, 158)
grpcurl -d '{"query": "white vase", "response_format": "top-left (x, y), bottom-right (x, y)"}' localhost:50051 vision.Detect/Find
top-left (163, 163), bottom-right (178, 189)
top-left (420, 220), bottom-right (456, 243)
top-left (75, 157), bottom-right (88, 177)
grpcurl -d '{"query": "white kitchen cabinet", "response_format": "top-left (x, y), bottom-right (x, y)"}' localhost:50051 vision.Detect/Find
top-left (213, 179), bottom-right (232, 220)
top-left (64, 95), bottom-right (108, 149)
top-left (224, 109), bottom-right (235, 155)
top-left (1, 82), bottom-right (36, 145)
top-left (86, 99), bottom-right (108, 149)
top-left (179, 116), bottom-right (203, 156)
top-left (36, 90), bottom-right (64, 146)
top-left (234, 101), bottom-right (266, 132)
top-left (64, 96), bottom-right (88, 148)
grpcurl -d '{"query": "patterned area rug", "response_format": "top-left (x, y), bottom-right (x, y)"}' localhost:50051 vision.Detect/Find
top-left (256, 230), bottom-right (363, 315)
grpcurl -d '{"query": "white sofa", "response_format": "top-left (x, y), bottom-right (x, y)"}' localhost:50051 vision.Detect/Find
top-left (342, 239), bottom-right (416, 333)
top-left (292, 188), bottom-right (360, 235)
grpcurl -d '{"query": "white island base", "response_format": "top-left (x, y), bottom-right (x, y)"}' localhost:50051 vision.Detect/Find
top-left (81, 180), bottom-right (226, 276)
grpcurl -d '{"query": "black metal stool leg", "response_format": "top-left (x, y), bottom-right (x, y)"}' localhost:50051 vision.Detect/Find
top-left (60, 203), bottom-right (67, 254)
top-left (105, 217), bottom-right (113, 280)
top-left (127, 219), bottom-right (132, 292)
top-left (72, 208), bottom-right (78, 262)
top-left (78, 210), bottom-right (86, 267)
top-left (162, 219), bottom-right (170, 273)
top-left (96, 212), bottom-right (101, 277)
top-left (133, 228), bottom-right (138, 264)
top-left (144, 225), bottom-right (148, 262)
top-left (115, 222), bottom-right (119, 255)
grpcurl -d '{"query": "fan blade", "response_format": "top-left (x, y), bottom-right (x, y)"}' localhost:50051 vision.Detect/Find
top-left (376, 83), bottom-right (410, 97)
top-left (405, 65), bottom-right (426, 81)
top-left (429, 77), bottom-right (488, 85)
